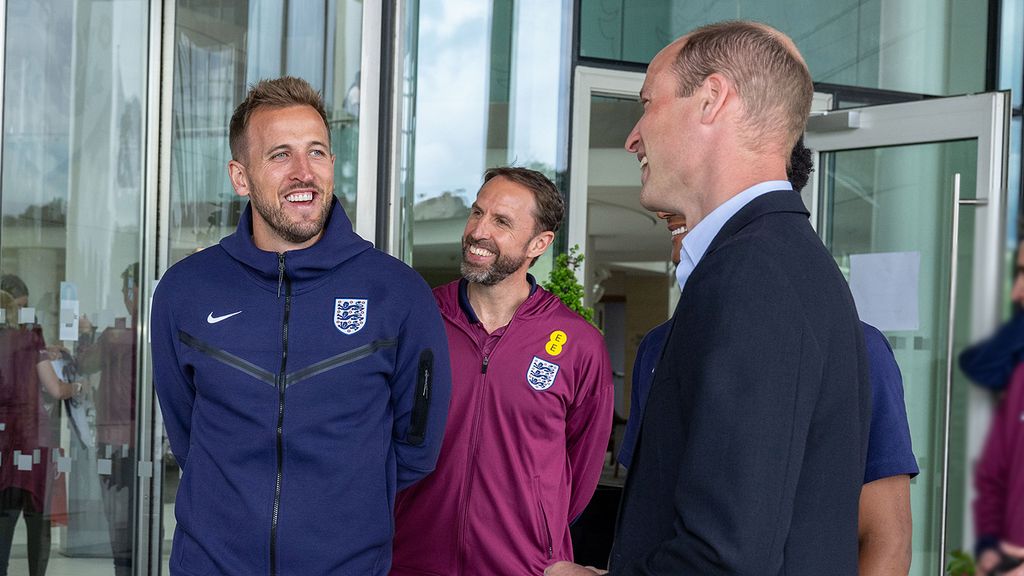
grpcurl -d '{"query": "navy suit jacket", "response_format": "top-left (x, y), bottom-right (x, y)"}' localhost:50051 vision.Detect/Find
top-left (608, 190), bottom-right (871, 575)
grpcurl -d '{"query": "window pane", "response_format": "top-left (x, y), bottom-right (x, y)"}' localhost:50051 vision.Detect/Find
top-left (169, 0), bottom-right (362, 265)
top-left (578, 0), bottom-right (988, 96)
top-left (821, 141), bottom-right (978, 575)
top-left (0, 1), bottom-right (149, 574)
top-left (398, 0), bottom-right (571, 284)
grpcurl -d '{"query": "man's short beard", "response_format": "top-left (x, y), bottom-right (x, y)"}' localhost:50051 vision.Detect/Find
top-left (461, 240), bottom-right (527, 286)
top-left (248, 176), bottom-right (332, 245)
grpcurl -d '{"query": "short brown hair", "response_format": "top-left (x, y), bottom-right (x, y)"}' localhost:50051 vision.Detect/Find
top-left (482, 167), bottom-right (565, 235)
top-left (229, 76), bottom-right (330, 162)
top-left (671, 21), bottom-right (812, 153)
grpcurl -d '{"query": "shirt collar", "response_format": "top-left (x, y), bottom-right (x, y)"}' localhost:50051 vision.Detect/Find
top-left (675, 181), bottom-right (792, 292)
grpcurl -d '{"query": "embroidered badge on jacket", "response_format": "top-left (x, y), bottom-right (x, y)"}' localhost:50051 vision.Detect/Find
top-left (334, 298), bottom-right (367, 334)
top-left (527, 356), bottom-right (559, 391)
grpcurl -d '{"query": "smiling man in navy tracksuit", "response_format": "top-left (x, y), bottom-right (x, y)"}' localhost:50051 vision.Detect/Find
top-left (151, 76), bottom-right (451, 576)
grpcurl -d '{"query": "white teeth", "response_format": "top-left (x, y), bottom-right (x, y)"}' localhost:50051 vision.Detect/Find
top-left (469, 246), bottom-right (494, 257)
top-left (671, 226), bottom-right (688, 236)
top-left (286, 191), bottom-right (313, 202)
top-left (639, 157), bottom-right (649, 169)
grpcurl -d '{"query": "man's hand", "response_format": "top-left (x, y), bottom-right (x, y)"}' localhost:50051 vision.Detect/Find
top-left (998, 542), bottom-right (1024, 576)
top-left (544, 561), bottom-right (607, 575)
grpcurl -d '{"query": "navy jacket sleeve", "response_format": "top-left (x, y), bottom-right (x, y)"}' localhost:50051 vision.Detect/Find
top-left (959, 312), bottom-right (1024, 391)
top-left (390, 277), bottom-right (452, 490)
top-left (151, 276), bottom-right (195, 469)
top-left (618, 322), bottom-right (669, 469)
top-left (862, 322), bottom-right (919, 483)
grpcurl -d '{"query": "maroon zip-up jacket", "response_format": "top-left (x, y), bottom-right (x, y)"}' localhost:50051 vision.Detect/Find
top-left (392, 279), bottom-right (613, 576)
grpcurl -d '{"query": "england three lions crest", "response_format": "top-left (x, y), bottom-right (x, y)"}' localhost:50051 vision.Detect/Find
top-left (334, 298), bottom-right (367, 335)
top-left (527, 356), bottom-right (559, 391)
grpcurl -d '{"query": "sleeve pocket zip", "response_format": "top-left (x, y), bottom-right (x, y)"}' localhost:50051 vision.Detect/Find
top-left (407, 349), bottom-right (433, 446)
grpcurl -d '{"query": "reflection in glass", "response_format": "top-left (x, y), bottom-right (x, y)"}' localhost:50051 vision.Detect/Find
top-left (0, 1), bottom-right (149, 574)
top-left (578, 0), bottom-right (987, 96)
top-left (400, 0), bottom-right (571, 285)
top-left (169, 0), bottom-right (363, 265)
top-left (821, 141), bottom-right (977, 575)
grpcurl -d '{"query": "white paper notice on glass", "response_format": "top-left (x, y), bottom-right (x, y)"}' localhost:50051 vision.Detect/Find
top-left (59, 281), bottom-right (79, 341)
top-left (849, 251), bottom-right (920, 332)
top-left (18, 307), bottom-right (35, 325)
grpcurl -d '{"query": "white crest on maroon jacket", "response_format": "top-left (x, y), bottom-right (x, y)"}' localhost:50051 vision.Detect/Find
top-left (526, 356), bottom-right (559, 391)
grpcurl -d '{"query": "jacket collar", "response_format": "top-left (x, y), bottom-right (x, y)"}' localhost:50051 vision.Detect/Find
top-left (220, 197), bottom-right (372, 291)
top-left (457, 274), bottom-right (538, 324)
top-left (705, 189), bottom-right (810, 257)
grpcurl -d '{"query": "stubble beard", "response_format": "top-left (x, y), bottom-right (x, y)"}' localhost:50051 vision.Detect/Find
top-left (248, 176), bottom-right (332, 245)
top-left (460, 237), bottom-right (528, 286)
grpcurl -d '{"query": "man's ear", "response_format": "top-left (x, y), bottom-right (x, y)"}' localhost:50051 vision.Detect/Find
top-left (698, 73), bottom-right (731, 125)
top-left (528, 230), bottom-right (555, 259)
top-left (228, 160), bottom-right (250, 197)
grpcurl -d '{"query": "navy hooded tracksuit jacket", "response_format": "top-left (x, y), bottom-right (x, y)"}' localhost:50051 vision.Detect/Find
top-left (152, 199), bottom-right (451, 575)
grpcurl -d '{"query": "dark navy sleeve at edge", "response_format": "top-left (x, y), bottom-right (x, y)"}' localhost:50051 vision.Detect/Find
top-left (150, 274), bottom-right (196, 469)
top-left (391, 273), bottom-right (452, 490)
top-left (618, 321), bottom-right (670, 469)
top-left (959, 312), bottom-right (1024, 391)
top-left (862, 323), bottom-right (918, 484)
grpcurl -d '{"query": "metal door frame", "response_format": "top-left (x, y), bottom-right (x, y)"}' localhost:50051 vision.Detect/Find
top-left (806, 91), bottom-right (1011, 572)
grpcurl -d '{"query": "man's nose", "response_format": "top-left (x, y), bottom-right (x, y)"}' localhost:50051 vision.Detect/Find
top-left (290, 153), bottom-right (315, 181)
top-left (624, 122), bottom-right (641, 153)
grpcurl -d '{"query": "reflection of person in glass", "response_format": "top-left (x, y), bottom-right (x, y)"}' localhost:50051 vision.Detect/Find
top-left (0, 274), bottom-right (76, 576)
top-left (76, 263), bottom-right (138, 576)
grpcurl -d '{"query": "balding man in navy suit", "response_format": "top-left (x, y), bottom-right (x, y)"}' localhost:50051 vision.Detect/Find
top-left (547, 20), bottom-right (870, 576)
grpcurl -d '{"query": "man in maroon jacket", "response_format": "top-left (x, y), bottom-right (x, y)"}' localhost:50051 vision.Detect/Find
top-left (392, 167), bottom-right (614, 576)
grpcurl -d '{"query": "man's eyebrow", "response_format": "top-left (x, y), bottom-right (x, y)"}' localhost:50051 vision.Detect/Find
top-left (264, 140), bottom-right (330, 155)
top-left (265, 143), bottom-right (292, 156)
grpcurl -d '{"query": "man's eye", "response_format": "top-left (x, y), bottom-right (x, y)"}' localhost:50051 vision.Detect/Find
top-left (311, 149), bottom-right (326, 157)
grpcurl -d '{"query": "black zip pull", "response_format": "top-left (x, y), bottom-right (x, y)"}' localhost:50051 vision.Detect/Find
top-left (277, 253), bottom-right (286, 298)
top-left (481, 356), bottom-right (489, 374)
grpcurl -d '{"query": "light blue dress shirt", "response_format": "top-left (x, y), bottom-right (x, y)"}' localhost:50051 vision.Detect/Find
top-left (675, 181), bottom-right (794, 292)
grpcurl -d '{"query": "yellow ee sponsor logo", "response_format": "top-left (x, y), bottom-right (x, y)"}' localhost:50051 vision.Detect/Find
top-left (545, 330), bottom-right (568, 356)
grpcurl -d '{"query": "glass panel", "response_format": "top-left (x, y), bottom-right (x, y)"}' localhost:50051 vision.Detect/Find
top-left (0, 1), bottom-right (149, 575)
top-left (398, 0), bottom-right (571, 284)
top-left (820, 140), bottom-right (978, 575)
top-left (584, 93), bottom-right (669, 465)
top-left (578, 0), bottom-right (988, 96)
top-left (165, 1), bottom-right (363, 572)
top-left (169, 0), bottom-right (362, 265)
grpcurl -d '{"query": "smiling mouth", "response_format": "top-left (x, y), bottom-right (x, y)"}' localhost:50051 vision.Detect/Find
top-left (468, 245), bottom-right (495, 258)
top-left (285, 191), bottom-right (314, 202)
top-left (670, 225), bottom-right (688, 236)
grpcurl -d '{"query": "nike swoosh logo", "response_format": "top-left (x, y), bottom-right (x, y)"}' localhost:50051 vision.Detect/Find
top-left (207, 311), bottom-right (242, 324)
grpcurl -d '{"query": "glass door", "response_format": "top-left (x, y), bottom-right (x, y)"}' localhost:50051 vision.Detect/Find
top-left (806, 92), bottom-right (1011, 576)
top-left (0, 1), bottom-right (152, 575)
